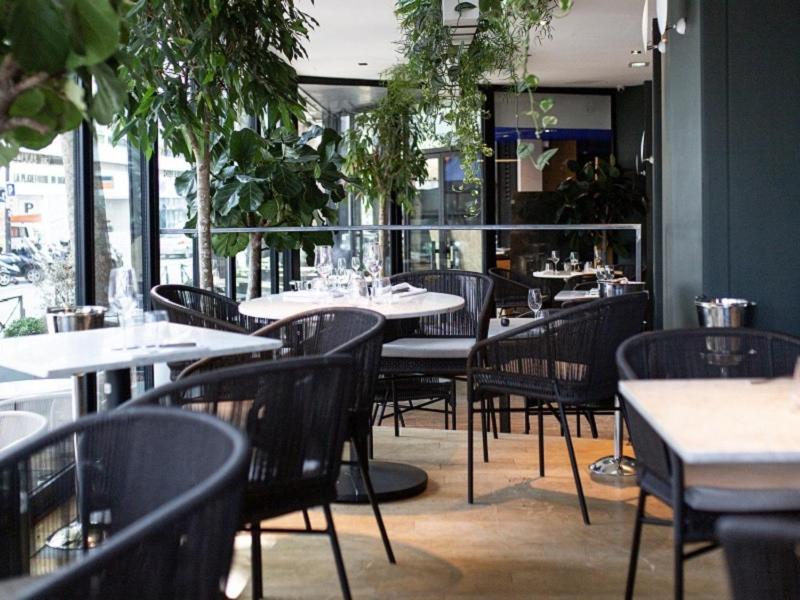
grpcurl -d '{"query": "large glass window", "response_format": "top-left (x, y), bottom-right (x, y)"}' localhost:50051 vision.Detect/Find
top-left (0, 134), bottom-right (77, 326)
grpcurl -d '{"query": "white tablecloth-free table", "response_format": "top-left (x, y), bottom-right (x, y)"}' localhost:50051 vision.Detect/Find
top-left (619, 378), bottom-right (800, 489)
top-left (0, 323), bottom-right (282, 415)
top-left (239, 291), bottom-right (465, 321)
top-left (554, 289), bottom-right (599, 303)
top-left (532, 268), bottom-right (597, 280)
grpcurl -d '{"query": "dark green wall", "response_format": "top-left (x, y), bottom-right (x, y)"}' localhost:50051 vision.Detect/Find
top-left (662, 0), bottom-right (800, 334)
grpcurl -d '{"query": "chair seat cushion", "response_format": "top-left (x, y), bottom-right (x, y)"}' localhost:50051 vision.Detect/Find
top-left (381, 337), bottom-right (475, 359)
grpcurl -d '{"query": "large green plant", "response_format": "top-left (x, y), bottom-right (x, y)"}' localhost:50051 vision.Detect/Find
top-left (0, 0), bottom-right (127, 164)
top-left (555, 156), bottom-right (646, 256)
top-left (115, 0), bottom-right (314, 290)
top-left (344, 73), bottom-right (428, 214)
top-left (178, 125), bottom-right (347, 299)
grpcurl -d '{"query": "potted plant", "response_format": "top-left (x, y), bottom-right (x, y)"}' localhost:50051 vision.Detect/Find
top-left (178, 124), bottom-right (348, 299)
top-left (3, 316), bottom-right (46, 338)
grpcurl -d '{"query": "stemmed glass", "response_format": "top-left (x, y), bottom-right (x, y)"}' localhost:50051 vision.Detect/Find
top-left (314, 246), bottom-right (333, 289)
top-left (109, 266), bottom-right (138, 348)
top-left (364, 243), bottom-right (383, 281)
top-left (335, 257), bottom-right (350, 289)
top-left (569, 251), bottom-right (580, 271)
top-left (351, 255), bottom-right (361, 275)
top-left (528, 288), bottom-right (543, 318)
top-left (551, 250), bottom-right (560, 272)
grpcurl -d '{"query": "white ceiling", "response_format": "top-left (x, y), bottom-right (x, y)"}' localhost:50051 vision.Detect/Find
top-left (295, 0), bottom-right (654, 88)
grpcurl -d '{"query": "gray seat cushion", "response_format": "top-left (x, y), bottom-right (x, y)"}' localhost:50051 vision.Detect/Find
top-left (381, 337), bottom-right (475, 359)
top-left (686, 486), bottom-right (800, 513)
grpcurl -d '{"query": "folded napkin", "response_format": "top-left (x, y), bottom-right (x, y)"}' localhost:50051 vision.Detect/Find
top-left (587, 287), bottom-right (600, 296)
top-left (390, 283), bottom-right (428, 298)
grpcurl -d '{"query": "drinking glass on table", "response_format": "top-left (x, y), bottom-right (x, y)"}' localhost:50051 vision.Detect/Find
top-left (550, 250), bottom-right (560, 271)
top-left (528, 288), bottom-right (543, 318)
top-left (364, 243), bottom-right (383, 281)
top-left (351, 255), bottom-right (361, 275)
top-left (109, 266), bottom-right (138, 348)
top-left (569, 251), bottom-right (580, 270)
top-left (143, 310), bottom-right (169, 348)
top-left (314, 246), bottom-right (333, 288)
top-left (336, 257), bottom-right (350, 288)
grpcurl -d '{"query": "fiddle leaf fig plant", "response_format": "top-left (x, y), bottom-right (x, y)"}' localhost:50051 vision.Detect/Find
top-left (179, 125), bottom-right (347, 299)
top-left (0, 0), bottom-right (127, 164)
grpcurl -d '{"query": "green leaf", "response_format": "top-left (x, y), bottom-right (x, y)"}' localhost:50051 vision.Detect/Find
top-left (66, 0), bottom-right (121, 69)
top-left (539, 98), bottom-right (554, 113)
top-left (63, 79), bottom-right (87, 114)
top-left (234, 180), bottom-right (265, 212)
top-left (229, 128), bottom-right (262, 167)
top-left (516, 142), bottom-right (534, 159)
top-left (213, 180), bottom-right (243, 216)
top-left (533, 147), bottom-right (559, 170)
top-left (542, 115), bottom-right (558, 128)
top-left (0, 139), bottom-right (21, 167)
top-left (175, 170), bottom-right (197, 197)
top-left (10, 0), bottom-right (70, 73)
top-left (212, 233), bottom-right (249, 257)
top-left (9, 90), bottom-right (46, 117)
top-left (89, 63), bottom-right (126, 124)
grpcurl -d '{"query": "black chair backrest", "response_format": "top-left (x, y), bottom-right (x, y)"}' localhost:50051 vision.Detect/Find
top-left (717, 515), bottom-right (800, 600)
top-left (127, 356), bottom-right (353, 511)
top-left (390, 270), bottom-right (494, 340)
top-left (0, 408), bottom-right (248, 600)
top-left (616, 328), bottom-right (800, 493)
top-left (151, 284), bottom-right (261, 332)
top-left (180, 308), bottom-right (385, 414)
top-left (617, 328), bottom-right (800, 380)
top-left (488, 267), bottom-right (532, 304)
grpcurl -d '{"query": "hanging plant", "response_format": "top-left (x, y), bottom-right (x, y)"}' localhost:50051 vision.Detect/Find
top-left (395, 0), bottom-right (573, 193)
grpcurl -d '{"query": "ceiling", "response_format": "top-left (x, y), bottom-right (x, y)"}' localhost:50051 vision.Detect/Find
top-left (294, 0), bottom-right (654, 88)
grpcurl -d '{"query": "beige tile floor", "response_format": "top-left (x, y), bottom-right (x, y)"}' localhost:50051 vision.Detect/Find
top-left (230, 422), bottom-right (730, 599)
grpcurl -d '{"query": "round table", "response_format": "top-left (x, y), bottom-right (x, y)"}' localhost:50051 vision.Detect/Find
top-left (239, 290), bottom-right (466, 503)
top-left (238, 291), bottom-right (465, 321)
top-left (532, 268), bottom-right (598, 280)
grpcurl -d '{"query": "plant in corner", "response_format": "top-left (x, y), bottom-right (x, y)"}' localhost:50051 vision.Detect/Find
top-left (0, 0), bottom-right (127, 164)
top-left (3, 316), bottom-right (46, 338)
top-left (115, 0), bottom-right (314, 290)
top-left (178, 124), bottom-right (348, 299)
top-left (555, 156), bottom-right (646, 260)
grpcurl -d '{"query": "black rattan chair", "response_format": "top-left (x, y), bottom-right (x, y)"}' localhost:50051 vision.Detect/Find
top-left (126, 356), bottom-right (356, 600)
top-left (467, 292), bottom-right (649, 523)
top-left (617, 328), bottom-right (800, 600)
top-left (181, 307), bottom-right (395, 567)
top-left (717, 515), bottom-right (800, 600)
top-left (380, 270), bottom-right (494, 432)
top-left (0, 408), bottom-right (248, 600)
top-left (151, 283), bottom-right (263, 333)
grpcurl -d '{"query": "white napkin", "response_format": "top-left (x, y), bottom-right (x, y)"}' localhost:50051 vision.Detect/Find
top-left (587, 288), bottom-right (600, 296)
top-left (390, 283), bottom-right (427, 298)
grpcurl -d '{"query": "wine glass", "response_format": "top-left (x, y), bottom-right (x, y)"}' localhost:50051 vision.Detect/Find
top-left (109, 266), bottom-right (137, 321)
top-left (314, 246), bottom-right (333, 288)
top-left (528, 288), bottom-right (543, 318)
top-left (351, 255), bottom-right (361, 274)
top-left (569, 251), bottom-right (580, 270)
top-left (550, 250), bottom-right (560, 272)
top-left (364, 243), bottom-right (383, 281)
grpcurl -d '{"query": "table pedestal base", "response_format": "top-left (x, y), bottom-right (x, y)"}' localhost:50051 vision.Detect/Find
top-left (589, 455), bottom-right (637, 480)
top-left (336, 461), bottom-right (427, 503)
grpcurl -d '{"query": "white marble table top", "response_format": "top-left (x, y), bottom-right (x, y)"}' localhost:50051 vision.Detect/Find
top-left (488, 317), bottom-right (540, 338)
top-left (239, 292), bottom-right (465, 321)
top-left (619, 378), bottom-right (800, 465)
top-left (0, 323), bottom-right (281, 379)
top-left (554, 289), bottom-right (599, 302)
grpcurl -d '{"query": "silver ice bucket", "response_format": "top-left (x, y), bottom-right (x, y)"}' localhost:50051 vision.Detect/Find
top-left (694, 297), bottom-right (755, 328)
top-left (46, 306), bottom-right (107, 334)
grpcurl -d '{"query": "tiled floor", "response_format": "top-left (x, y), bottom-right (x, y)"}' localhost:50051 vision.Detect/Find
top-left (230, 424), bottom-right (730, 599)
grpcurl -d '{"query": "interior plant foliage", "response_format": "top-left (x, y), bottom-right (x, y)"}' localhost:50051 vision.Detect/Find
top-left (344, 72), bottom-right (428, 214)
top-left (555, 156), bottom-right (646, 257)
top-left (177, 124), bottom-right (347, 299)
top-left (0, 0), bottom-right (127, 164)
top-left (115, 0), bottom-right (315, 291)
top-left (391, 0), bottom-right (574, 192)
top-left (2, 316), bottom-right (46, 338)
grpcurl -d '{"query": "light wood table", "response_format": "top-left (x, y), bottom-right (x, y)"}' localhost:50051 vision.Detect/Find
top-left (619, 378), bottom-right (800, 488)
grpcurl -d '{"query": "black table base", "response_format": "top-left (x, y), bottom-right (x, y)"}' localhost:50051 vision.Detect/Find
top-left (336, 461), bottom-right (427, 503)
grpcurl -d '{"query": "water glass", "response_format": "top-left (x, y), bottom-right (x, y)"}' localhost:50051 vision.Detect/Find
top-left (349, 276), bottom-right (368, 300)
top-left (528, 288), bottom-right (543, 318)
top-left (143, 310), bottom-right (169, 347)
top-left (365, 243), bottom-right (383, 280)
top-left (314, 246), bottom-right (333, 284)
top-left (372, 277), bottom-right (393, 303)
top-left (544, 262), bottom-right (553, 273)
top-left (108, 266), bottom-right (138, 321)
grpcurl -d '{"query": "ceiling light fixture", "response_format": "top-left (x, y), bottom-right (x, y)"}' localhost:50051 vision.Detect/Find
top-left (629, 61), bottom-right (650, 68)
top-left (357, 62), bottom-right (368, 66)
top-left (630, 49), bottom-right (643, 55)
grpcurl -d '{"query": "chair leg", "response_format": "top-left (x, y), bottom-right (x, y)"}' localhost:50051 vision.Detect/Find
top-left (302, 509), bottom-right (312, 531)
top-left (537, 399), bottom-right (545, 477)
top-left (524, 397), bottom-right (531, 435)
top-left (480, 398), bottom-right (490, 463)
top-left (490, 397), bottom-right (499, 439)
top-left (586, 410), bottom-right (599, 439)
top-left (251, 521), bottom-right (263, 600)
top-left (468, 389), bottom-right (475, 503)
top-left (377, 397), bottom-right (388, 427)
top-left (352, 435), bottom-right (396, 564)
top-left (444, 394), bottom-right (450, 430)
top-left (392, 381), bottom-right (400, 437)
top-left (323, 504), bottom-right (352, 600)
top-left (673, 508), bottom-right (684, 600)
top-left (576, 411), bottom-right (581, 438)
top-left (558, 402), bottom-right (590, 525)
top-left (450, 380), bottom-right (457, 430)
top-left (625, 489), bottom-right (647, 600)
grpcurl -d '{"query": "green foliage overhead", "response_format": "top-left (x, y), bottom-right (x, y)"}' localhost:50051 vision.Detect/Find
top-left (3, 316), bottom-right (46, 338)
top-left (179, 124), bottom-right (348, 260)
top-left (0, 0), bottom-right (127, 164)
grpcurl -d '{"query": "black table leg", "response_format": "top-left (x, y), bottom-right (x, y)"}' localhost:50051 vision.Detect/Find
top-left (104, 368), bottom-right (132, 409)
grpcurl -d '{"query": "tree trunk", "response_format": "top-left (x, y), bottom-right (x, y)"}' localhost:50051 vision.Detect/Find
top-left (247, 231), bottom-right (263, 299)
top-left (194, 147), bottom-right (213, 290)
